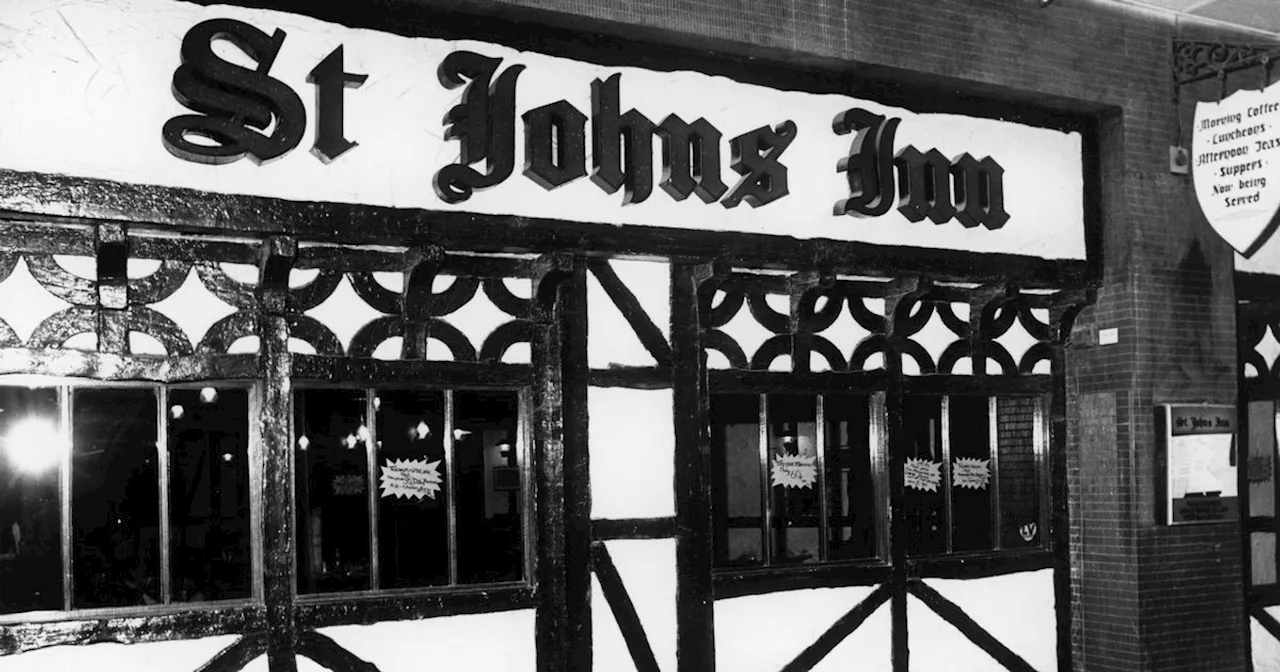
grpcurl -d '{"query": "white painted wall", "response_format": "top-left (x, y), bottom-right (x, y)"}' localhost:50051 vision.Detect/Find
top-left (1256, 606), bottom-right (1280, 672)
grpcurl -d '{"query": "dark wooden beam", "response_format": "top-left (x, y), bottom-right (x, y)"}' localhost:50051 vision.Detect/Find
top-left (779, 583), bottom-right (892, 672)
top-left (297, 630), bottom-right (380, 672)
top-left (591, 542), bottom-right (662, 672)
top-left (588, 366), bottom-right (673, 389)
top-left (671, 261), bottom-right (722, 672)
top-left (907, 551), bottom-right (1053, 580)
top-left (907, 581), bottom-right (1038, 672)
top-left (1254, 605), bottom-right (1280, 642)
top-left (294, 585), bottom-right (535, 629)
top-left (592, 517), bottom-right (677, 540)
top-left (587, 258), bottom-right (672, 366)
top-left (195, 633), bottom-right (269, 672)
top-left (0, 606), bottom-right (265, 657)
top-left (712, 564), bottom-right (892, 600)
top-left (0, 349), bottom-right (258, 381)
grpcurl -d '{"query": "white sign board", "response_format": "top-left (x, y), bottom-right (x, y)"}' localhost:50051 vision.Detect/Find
top-left (1193, 85), bottom-right (1280, 259)
top-left (0, 0), bottom-right (1085, 259)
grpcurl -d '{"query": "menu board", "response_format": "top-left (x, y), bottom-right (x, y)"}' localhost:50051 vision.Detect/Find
top-left (1159, 404), bottom-right (1239, 525)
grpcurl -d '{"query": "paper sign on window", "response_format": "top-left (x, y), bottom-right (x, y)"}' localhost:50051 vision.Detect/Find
top-left (379, 458), bottom-right (443, 501)
top-left (904, 457), bottom-right (942, 492)
top-left (952, 457), bottom-right (991, 490)
top-left (771, 455), bottom-right (817, 489)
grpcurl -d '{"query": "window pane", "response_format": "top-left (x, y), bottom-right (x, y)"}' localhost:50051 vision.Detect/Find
top-left (454, 390), bottom-right (522, 584)
top-left (824, 394), bottom-right (876, 561)
top-left (949, 396), bottom-right (993, 552)
top-left (0, 387), bottom-right (62, 614)
top-left (168, 387), bottom-right (251, 602)
top-left (1254, 531), bottom-right (1277, 586)
top-left (295, 389), bottom-right (370, 594)
top-left (711, 394), bottom-right (762, 566)
top-left (768, 395), bottom-right (819, 564)
top-left (904, 396), bottom-right (945, 556)
top-left (72, 388), bottom-right (160, 608)
top-left (1249, 401), bottom-right (1276, 518)
top-left (375, 389), bottom-right (447, 589)
top-left (997, 397), bottom-right (1042, 549)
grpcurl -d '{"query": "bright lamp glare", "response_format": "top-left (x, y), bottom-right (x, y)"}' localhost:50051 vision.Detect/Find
top-left (5, 417), bottom-right (61, 474)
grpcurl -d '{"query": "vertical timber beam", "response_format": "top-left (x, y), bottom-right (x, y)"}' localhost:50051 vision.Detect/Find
top-left (95, 222), bottom-right (129, 354)
top-left (884, 276), bottom-right (933, 672)
top-left (671, 261), bottom-right (728, 672)
top-left (259, 236), bottom-right (298, 672)
top-left (532, 254), bottom-right (592, 672)
top-left (1050, 288), bottom-right (1091, 672)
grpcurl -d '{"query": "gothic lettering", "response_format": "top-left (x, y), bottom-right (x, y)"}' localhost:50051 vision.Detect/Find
top-left (894, 146), bottom-right (956, 224)
top-left (656, 114), bottom-right (728, 203)
top-left (833, 108), bottom-right (899, 217)
top-left (434, 51), bottom-right (525, 204)
top-left (590, 74), bottom-right (656, 205)
top-left (722, 121), bottom-right (797, 209)
top-left (522, 100), bottom-right (588, 189)
top-left (951, 154), bottom-right (1009, 230)
top-left (307, 46), bottom-right (368, 164)
top-left (162, 18), bottom-right (307, 165)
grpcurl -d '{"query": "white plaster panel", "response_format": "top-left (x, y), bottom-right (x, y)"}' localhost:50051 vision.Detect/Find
top-left (714, 585), bottom-right (878, 671)
top-left (0, 0), bottom-right (1084, 260)
top-left (317, 608), bottom-right (535, 672)
top-left (920, 569), bottom-right (1056, 672)
top-left (589, 387), bottom-right (675, 519)
top-left (1257, 606), bottom-right (1280, 672)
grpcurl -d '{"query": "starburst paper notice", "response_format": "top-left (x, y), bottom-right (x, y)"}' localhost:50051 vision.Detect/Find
top-left (904, 458), bottom-right (941, 492)
top-left (771, 455), bottom-right (817, 489)
top-left (379, 458), bottom-right (443, 501)
top-left (952, 457), bottom-right (991, 490)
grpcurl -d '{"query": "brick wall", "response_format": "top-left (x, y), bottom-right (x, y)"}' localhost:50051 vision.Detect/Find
top-left (402, 0), bottom-right (1256, 668)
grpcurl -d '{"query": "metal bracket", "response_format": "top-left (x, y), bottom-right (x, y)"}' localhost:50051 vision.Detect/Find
top-left (1173, 40), bottom-right (1280, 88)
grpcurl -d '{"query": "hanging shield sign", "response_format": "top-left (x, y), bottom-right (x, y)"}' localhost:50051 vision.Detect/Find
top-left (1192, 85), bottom-right (1280, 258)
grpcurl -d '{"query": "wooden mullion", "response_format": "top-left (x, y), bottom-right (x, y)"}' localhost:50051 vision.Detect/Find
top-left (296, 630), bottom-right (380, 672)
top-left (671, 261), bottom-right (722, 672)
top-left (195, 633), bottom-right (270, 672)
top-left (591, 541), bottom-right (662, 672)
top-left (587, 257), bottom-right (673, 366)
top-left (258, 236), bottom-right (298, 672)
top-left (908, 580), bottom-right (1038, 672)
top-left (779, 583), bottom-right (892, 672)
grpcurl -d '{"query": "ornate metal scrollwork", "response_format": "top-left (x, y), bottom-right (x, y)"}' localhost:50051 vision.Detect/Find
top-left (1173, 40), bottom-right (1280, 87)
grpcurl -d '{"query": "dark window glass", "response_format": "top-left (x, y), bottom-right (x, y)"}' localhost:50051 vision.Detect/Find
top-left (768, 395), bottom-right (819, 564)
top-left (903, 396), bottom-right (945, 556)
top-left (825, 394), bottom-right (876, 561)
top-left (997, 397), bottom-right (1042, 549)
top-left (168, 388), bottom-right (252, 602)
top-left (949, 396), bottom-right (993, 553)
top-left (375, 389), bottom-right (448, 589)
top-left (295, 389), bottom-right (370, 594)
top-left (454, 390), bottom-right (522, 584)
top-left (711, 394), bottom-right (762, 566)
top-left (0, 387), bottom-right (62, 614)
top-left (72, 388), bottom-right (159, 608)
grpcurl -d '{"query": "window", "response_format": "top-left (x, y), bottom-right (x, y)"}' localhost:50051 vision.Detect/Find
top-left (710, 393), bottom-right (886, 567)
top-left (709, 391), bottom-right (1048, 569)
top-left (0, 383), bottom-right (253, 616)
top-left (902, 395), bottom-right (1047, 556)
top-left (294, 387), bottom-right (528, 595)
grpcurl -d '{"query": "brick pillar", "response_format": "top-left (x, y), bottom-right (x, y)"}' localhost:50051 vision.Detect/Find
top-left (1067, 109), bottom-right (1246, 671)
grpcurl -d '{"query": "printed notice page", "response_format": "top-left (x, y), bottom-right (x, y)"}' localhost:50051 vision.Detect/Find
top-left (380, 458), bottom-right (443, 501)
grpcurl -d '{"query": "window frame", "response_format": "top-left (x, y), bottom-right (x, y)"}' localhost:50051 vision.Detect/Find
top-left (0, 375), bottom-right (263, 624)
top-left (288, 380), bottom-right (535, 604)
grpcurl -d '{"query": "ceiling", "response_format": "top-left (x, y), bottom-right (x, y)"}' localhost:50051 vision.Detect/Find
top-left (1125, 0), bottom-right (1280, 35)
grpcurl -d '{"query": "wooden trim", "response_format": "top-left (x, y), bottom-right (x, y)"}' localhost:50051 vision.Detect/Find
top-left (1253, 585), bottom-right (1280, 607)
top-left (591, 542), bottom-right (662, 672)
top-left (0, 348), bottom-right (258, 382)
top-left (0, 605), bottom-right (266, 656)
top-left (294, 585), bottom-right (534, 629)
top-left (587, 258), bottom-right (672, 366)
top-left (195, 633), bottom-right (269, 672)
top-left (297, 630), bottom-right (380, 672)
top-left (290, 354), bottom-right (530, 387)
top-left (0, 170), bottom-right (1090, 288)
top-left (779, 583), bottom-right (892, 672)
top-left (709, 368), bottom-right (888, 393)
top-left (713, 564), bottom-right (892, 601)
top-left (1254, 606), bottom-right (1280, 642)
top-left (592, 517), bottom-right (677, 540)
top-left (671, 262), bottom-right (717, 672)
top-left (908, 551), bottom-right (1053, 580)
top-left (900, 375), bottom-right (1054, 396)
top-left (908, 581), bottom-right (1038, 672)
top-left (589, 366), bottom-right (672, 389)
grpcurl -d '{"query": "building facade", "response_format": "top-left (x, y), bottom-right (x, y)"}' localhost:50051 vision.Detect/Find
top-left (0, 0), bottom-right (1275, 670)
